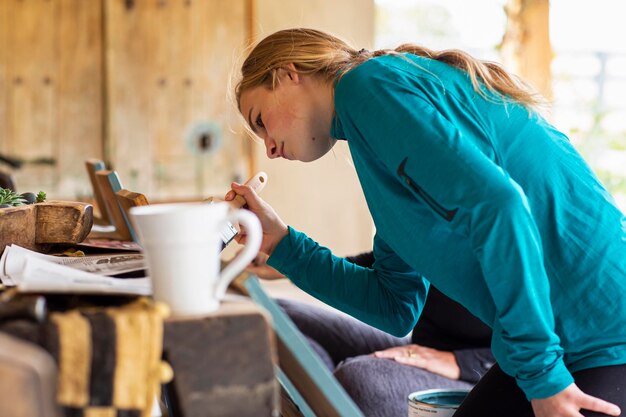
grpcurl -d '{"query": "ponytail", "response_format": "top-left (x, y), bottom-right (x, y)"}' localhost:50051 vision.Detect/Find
top-left (393, 44), bottom-right (544, 109)
top-left (236, 28), bottom-right (544, 111)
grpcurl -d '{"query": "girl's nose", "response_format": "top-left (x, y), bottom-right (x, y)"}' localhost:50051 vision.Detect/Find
top-left (265, 138), bottom-right (280, 159)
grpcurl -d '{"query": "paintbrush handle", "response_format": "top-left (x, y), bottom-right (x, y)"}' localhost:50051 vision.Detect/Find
top-left (230, 171), bottom-right (268, 208)
top-left (203, 171), bottom-right (268, 207)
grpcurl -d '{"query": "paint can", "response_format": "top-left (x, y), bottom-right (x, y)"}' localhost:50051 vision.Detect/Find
top-left (408, 389), bottom-right (469, 417)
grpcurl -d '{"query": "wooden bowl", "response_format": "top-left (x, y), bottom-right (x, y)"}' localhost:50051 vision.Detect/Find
top-left (0, 201), bottom-right (93, 254)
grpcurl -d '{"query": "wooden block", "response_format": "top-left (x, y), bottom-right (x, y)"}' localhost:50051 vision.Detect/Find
top-left (115, 189), bottom-right (149, 243)
top-left (163, 299), bottom-right (279, 417)
top-left (0, 332), bottom-right (61, 417)
top-left (88, 170), bottom-right (131, 241)
top-left (0, 201), bottom-right (93, 254)
top-left (84, 159), bottom-right (111, 226)
top-left (0, 205), bottom-right (37, 253)
top-left (115, 189), bottom-right (149, 211)
top-left (35, 201), bottom-right (94, 244)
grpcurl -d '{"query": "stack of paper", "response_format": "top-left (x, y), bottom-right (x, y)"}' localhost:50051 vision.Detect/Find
top-left (0, 245), bottom-right (151, 295)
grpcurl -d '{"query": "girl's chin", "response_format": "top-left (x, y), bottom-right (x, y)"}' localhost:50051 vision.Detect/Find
top-left (299, 152), bottom-right (327, 163)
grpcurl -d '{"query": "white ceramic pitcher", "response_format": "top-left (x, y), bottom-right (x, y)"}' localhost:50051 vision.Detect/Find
top-left (130, 202), bottom-right (261, 316)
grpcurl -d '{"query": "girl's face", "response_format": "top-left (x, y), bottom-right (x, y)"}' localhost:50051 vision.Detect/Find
top-left (239, 66), bottom-right (337, 162)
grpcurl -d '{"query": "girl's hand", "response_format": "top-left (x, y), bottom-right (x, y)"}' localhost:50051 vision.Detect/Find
top-left (246, 252), bottom-right (286, 280)
top-left (373, 344), bottom-right (461, 380)
top-left (225, 182), bottom-right (288, 256)
top-left (531, 384), bottom-right (621, 417)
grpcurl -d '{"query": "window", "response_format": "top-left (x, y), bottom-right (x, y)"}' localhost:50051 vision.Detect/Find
top-left (551, 0), bottom-right (626, 210)
top-left (375, 0), bottom-right (506, 60)
top-left (375, 0), bottom-right (626, 211)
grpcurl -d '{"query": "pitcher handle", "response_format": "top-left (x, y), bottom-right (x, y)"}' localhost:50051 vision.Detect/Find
top-left (215, 209), bottom-right (262, 299)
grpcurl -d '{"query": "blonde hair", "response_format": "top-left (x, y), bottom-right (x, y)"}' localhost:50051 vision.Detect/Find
top-left (235, 28), bottom-right (544, 110)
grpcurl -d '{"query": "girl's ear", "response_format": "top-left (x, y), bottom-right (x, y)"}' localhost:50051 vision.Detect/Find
top-left (278, 63), bottom-right (300, 84)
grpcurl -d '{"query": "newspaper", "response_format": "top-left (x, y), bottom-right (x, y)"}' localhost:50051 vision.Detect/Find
top-left (0, 245), bottom-right (150, 295)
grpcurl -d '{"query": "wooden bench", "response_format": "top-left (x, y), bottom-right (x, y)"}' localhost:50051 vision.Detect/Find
top-left (0, 293), bottom-right (279, 417)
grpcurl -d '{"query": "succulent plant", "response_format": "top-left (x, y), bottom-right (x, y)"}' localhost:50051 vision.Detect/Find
top-left (36, 191), bottom-right (47, 203)
top-left (0, 188), bottom-right (26, 206)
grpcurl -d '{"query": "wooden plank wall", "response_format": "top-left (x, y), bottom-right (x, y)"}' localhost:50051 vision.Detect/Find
top-left (106, 0), bottom-right (248, 200)
top-left (1, 0), bottom-right (250, 201)
top-left (0, 0), bottom-right (103, 197)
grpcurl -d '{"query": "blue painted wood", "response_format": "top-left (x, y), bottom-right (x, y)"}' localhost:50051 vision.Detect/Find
top-left (105, 171), bottom-right (138, 243)
top-left (92, 160), bottom-right (106, 171)
top-left (275, 367), bottom-right (317, 417)
top-left (245, 276), bottom-right (365, 417)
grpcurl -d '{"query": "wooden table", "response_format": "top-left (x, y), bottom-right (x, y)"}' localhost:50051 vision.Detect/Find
top-left (0, 293), bottom-right (279, 417)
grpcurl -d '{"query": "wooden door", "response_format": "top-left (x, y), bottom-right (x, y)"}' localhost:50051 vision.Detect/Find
top-left (1, 0), bottom-right (251, 201)
top-left (106, 0), bottom-right (249, 200)
top-left (0, 0), bottom-right (103, 197)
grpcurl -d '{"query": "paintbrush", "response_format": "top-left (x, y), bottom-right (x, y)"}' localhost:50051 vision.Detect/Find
top-left (204, 171), bottom-right (268, 249)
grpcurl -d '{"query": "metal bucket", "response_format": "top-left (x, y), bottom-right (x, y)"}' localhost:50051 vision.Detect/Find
top-left (408, 389), bottom-right (470, 417)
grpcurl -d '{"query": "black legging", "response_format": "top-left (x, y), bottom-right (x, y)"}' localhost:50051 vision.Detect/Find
top-left (454, 363), bottom-right (626, 417)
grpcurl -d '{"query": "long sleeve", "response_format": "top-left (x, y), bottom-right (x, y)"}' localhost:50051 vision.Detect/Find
top-left (268, 227), bottom-right (429, 338)
top-left (333, 57), bottom-right (572, 399)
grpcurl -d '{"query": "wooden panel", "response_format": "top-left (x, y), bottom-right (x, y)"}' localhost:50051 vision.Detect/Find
top-left (106, 0), bottom-right (249, 201)
top-left (0, 0), bottom-right (7, 158)
top-left (55, 0), bottom-right (104, 197)
top-left (105, 0), bottom-right (156, 196)
top-left (153, 0), bottom-right (195, 195)
top-left (190, 0), bottom-right (250, 193)
top-left (2, 0), bottom-right (56, 190)
top-left (0, 0), bottom-right (103, 199)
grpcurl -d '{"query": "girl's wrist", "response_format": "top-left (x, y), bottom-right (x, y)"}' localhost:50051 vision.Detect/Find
top-left (266, 224), bottom-right (289, 257)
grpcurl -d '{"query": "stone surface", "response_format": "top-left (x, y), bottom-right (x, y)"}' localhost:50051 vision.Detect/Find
top-left (163, 300), bottom-right (279, 417)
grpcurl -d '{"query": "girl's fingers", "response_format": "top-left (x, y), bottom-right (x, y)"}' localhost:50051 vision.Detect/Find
top-left (224, 188), bottom-right (237, 201)
top-left (230, 182), bottom-right (264, 210)
top-left (373, 350), bottom-right (395, 358)
top-left (579, 394), bottom-right (621, 416)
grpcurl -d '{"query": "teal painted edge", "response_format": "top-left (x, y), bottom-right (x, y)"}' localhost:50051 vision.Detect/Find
top-left (245, 276), bottom-right (365, 417)
top-left (105, 172), bottom-right (138, 243)
top-left (275, 367), bottom-right (317, 417)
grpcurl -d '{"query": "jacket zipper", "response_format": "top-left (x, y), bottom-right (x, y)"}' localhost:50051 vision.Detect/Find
top-left (397, 157), bottom-right (458, 222)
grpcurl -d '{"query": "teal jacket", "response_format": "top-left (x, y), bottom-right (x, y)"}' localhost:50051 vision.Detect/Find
top-left (267, 54), bottom-right (626, 400)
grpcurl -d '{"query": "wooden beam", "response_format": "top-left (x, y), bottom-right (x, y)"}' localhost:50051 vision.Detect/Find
top-left (501, 0), bottom-right (553, 100)
top-left (244, 0), bottom-right (257, 179)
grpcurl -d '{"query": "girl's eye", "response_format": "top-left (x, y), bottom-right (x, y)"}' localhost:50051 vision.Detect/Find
top-left (256, 114), bottom-right (265, 129)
